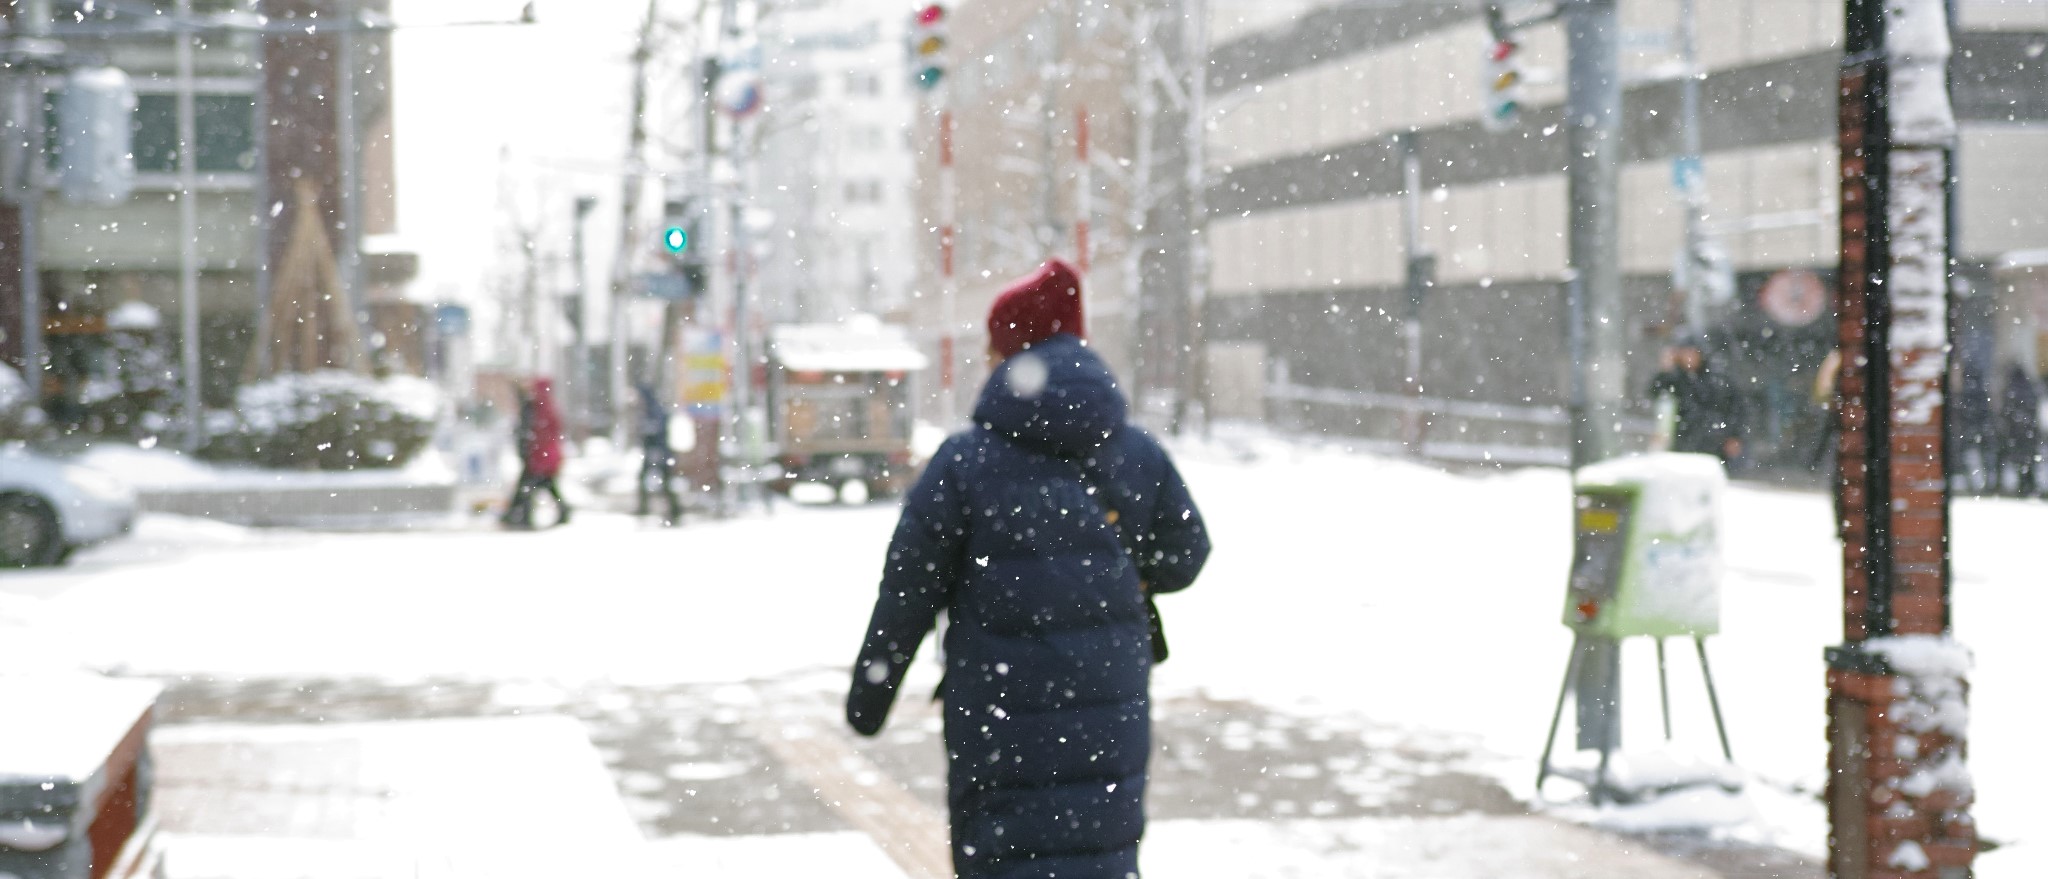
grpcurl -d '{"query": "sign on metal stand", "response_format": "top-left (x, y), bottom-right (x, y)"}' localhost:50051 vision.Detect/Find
top-left (1538, 453), bottom-right (1734, 804)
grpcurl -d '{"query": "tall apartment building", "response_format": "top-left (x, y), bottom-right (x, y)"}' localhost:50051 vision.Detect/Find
top-left (0, 0), bottom-right (403, 407)
top-left (754, 0), bottom-right (919, 324)
top-left (1202, 1), bottom-right (2048, 466)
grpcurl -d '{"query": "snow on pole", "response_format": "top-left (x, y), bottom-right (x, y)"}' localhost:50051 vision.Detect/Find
top-left (1884, 0), bottom-right (1955, 429)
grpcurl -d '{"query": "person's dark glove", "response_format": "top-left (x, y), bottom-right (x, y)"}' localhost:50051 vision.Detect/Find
top-left (846, 660), bottom-right (894, 736)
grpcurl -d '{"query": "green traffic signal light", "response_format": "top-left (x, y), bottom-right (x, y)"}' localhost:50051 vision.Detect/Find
top-left (663, 226), bottom-right (689, 253)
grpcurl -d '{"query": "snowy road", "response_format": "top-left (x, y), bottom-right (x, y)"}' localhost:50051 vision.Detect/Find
top-left (4, 437), bottom-right (2042, 876)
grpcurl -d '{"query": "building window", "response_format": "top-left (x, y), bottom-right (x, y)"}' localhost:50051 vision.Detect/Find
top-left (845, 179), bottom-right (882, 203)
top-left (46, 91), bottom-right (256, 174)
top-left (132, 94), bottom-right (258, 173)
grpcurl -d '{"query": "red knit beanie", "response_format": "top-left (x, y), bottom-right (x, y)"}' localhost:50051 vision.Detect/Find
top-left (987, 259), bottom-right (1086, 358)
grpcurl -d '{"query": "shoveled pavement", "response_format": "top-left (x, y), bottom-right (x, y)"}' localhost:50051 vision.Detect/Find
top-left (150, 672), bottom-right (1821, 878)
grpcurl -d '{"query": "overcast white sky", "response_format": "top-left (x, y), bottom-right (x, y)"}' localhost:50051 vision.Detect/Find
top-left (388, 0), bottom-right (656, 317)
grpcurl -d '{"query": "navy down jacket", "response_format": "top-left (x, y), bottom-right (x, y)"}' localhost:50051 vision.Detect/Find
top-left (847, 334), bottom-right (1210, 879)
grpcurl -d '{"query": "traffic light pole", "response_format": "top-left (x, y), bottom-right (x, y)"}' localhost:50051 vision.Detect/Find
top-left (7, 0), bottom-right (51, 406)
top-left (1397, 131), bottom-right (1431, 456)
top-left (1175, 0), bottom-right (1210, 437)
top-left (1675, 0), bottom-right (1712, 331)
top-left (1825, 0), bottom-right (1973, 874)
top-left (1562, 0), bottom-right (1624, 471)
top-left (609, 0), bottom-right (659, 447)
top-left (1542, 0), bottom-right (1629, 781)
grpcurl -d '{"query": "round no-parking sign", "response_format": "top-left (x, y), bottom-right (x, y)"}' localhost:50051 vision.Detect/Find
top-left (1759, 269), bottom-right (1828, 327)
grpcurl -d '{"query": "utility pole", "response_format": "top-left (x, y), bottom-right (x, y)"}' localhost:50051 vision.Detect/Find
top-left (1671, 0), bottom-right (1724, 332)
top-left (10, 0), bottom-right (52, 403)
top-left (1175, 0), bottom-right (1210, 437)
top-left (1563, 0), bottom-right (1624, 470)
top-left (176, 0), bottom-right (203, 451)
top-left (1826, 0), bottom-right (1973, 874)
top-left (1555, 0), bottom-right (1628, 777)
top-left (336, 1), bottom-right (361, 315)
top-left (1397, 131), bottom-right (1433, 456)
top-left (716, 0), bottom-right (755, 498)
top-left (1122, 5), bottom-right (1156, 411)
top-left (571, 194), bottom-right (597, 434)
top-left (609, 0), bottom-right (660, 444)
top-left (938, 106), bottom-right (958, 426)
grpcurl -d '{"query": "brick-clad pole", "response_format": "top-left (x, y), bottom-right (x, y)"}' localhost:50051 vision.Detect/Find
top-left (1827, 1), bottom-right (1974, 876)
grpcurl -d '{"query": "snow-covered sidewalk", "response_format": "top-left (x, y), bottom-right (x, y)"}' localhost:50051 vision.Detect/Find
top-left (5, 434), bottom-right (2041, 875)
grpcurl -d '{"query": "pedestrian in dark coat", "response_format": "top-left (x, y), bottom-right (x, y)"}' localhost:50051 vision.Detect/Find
top-left (847, 259), bottom-right (1210, 879)
top-left (1998, 363), bottom-right (2041, 496)
top-left (500, 388), bottom-right (536, 527)
top-left (636, 383), bottom-right (684, 523)
top-left (1649, 341), bottom-right (1745, 464)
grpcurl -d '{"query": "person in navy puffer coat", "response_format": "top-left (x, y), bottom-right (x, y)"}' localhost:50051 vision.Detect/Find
top-left (847, 259), bottom-right (1210, 879)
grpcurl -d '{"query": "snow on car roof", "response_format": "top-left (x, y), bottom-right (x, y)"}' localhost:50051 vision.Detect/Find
top-left (769, 318), bottom-right (930, 373)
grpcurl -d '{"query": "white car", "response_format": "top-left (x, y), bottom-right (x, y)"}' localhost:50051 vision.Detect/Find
top-left (0, 444), bottom-right (138, 567)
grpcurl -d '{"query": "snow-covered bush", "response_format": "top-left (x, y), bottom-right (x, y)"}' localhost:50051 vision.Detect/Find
top-left (72, 316), bottom-right (176, 441)
top-left (0, 363), bottom-right (48, 442)
top-left (200, 370), bottom-right (441, 470)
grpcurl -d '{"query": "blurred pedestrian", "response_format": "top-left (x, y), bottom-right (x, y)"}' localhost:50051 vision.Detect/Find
top-left (1812, 348), bottom-right (1846, 539)
top-left (1649, 337), bottom-right (1746, 467)
top-left (498, 386), bottom-right (534, 527)
top-left (635, 383), bottom-right (684, 524)
top-left (1954, 360), bottom-right (1997, 491)
top-left (1997, 363), bottom-right (2040, 497)
top-left (846, 259), bottom-right (1211, 879)
top-left (503, 378), bottom-right (570, 528)
top-left (1810, 348), bottom-right (1842, 471)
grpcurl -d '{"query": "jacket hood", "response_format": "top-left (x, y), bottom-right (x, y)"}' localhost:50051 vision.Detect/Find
top-left (972, 334), bottom-right (1127, 458)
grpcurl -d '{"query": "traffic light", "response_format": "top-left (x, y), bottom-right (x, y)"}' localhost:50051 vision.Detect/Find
top-left (659, 199), bottom-right (707, 302)
top-left (910, 4), bottom-right (946, 91)
top-left (1483, 36), bottom-right (1523, 131)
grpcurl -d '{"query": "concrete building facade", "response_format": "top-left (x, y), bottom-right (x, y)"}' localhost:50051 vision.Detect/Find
top-left (1200, 0), bottom-right (2048, 467)
top-left (755, 0), bottom-right (920, 326)
top-left (0, 0), bottom-right (402, 410)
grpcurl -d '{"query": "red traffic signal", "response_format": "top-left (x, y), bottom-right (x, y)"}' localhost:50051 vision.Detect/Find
top-left (1487, 39), bottom-right (1517, 63)
top-left (917, 4), bottom-right (945, 26)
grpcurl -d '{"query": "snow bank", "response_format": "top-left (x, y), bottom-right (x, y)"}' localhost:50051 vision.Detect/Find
top-left (104, 301), bottom-right (163, 332)
top-left (80, 443), bottom-right (458, 492)
top-left (234, 371), bottom-right (442, 433)
top-left (0, 363), bottom-right (27, 410)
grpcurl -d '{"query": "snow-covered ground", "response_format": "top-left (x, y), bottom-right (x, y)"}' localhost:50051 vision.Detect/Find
top-left (4, 433), bottom-right (2041, 874)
